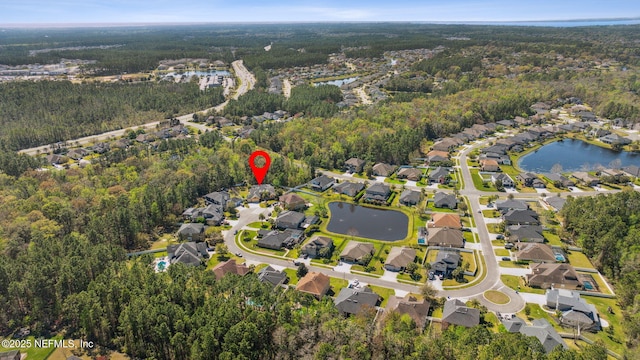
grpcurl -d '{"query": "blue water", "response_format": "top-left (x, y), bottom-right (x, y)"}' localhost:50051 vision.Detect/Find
top-left (327, 202), bottom-right (408, 241)
top-left (157, 261), bottom-right (167, 270)
top-left (518, 139), bottom-right (640, 173)
top-left (555, 254), bottom-right (566, 262)
top-left (584, 281), bottom-right (594, 290)
top-left (314, 77), bottom-right (358, 87)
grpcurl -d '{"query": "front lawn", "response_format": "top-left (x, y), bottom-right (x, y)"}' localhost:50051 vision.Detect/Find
top-left (330, 277), bottom-right (349, 294)
top-left (518, 303), bottom-right (557, 326)
top-left (486, 223), bottom-right (502, 234)
top-left (566, 251), bottom-right (594, 269)
top-left (494, 249), bottom-right (510, 257)
top-left (482, 209), bottom-right (501, 218)
top-left (369, 285), bottom-right (395, 307)
top-left (498, 261), bottom-right (529, 268)
top-left (484, 290), bottom-right (510, 305)
top-left (0, 335), bottom-right (59, 360)
top-left (500, 274), bottom-right (545, 294)
top-left (284, 268), bottom-right (299, 285)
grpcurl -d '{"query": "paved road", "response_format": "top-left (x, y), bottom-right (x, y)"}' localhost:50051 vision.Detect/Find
top-left (17, 60), bottom-right (255, 156)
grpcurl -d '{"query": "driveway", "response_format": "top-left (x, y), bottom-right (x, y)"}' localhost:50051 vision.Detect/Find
top-left (333, 262), bottom-right (352, 273)
top-left (381, 270), bottom-right (398, 282)
top-left (499, 267), bottom-right (531, 276)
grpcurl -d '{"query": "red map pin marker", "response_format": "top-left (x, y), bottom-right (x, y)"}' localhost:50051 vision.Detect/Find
top-left (249, 150), bottom-right (271, 185)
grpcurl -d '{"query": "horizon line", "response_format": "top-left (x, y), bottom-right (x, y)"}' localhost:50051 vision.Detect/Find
top-left (2, 17), bottom-right (640, 29)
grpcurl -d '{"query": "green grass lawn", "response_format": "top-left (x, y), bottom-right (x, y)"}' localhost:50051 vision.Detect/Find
top-left (581, 296), bottom-right (626, 355)
top-left (206, 254), bottom-right (244, 270)
top-left (284, 268), bottom-right (299, 285)
top-left (566, 251), bottom-right (594, 269)
top-left (150, 234), bottom-right (176, 250)
top-left (486, 223), bottom-right (502, 234)
top-left (543, 231), bottom-right (563, 246)
top-left (518, 303), bottom-right (558, 327)
top-left (425, 249), bottom-right (438, 263)
top-left (501, 274), bottom-right (545, 294)
top-left (0, 335), bottom-right (60, 359)
top-left (494, 249), bottom-right (510, 256)
top-left (479, 197), bottom-right (490, 205)
top-left (484, 290), bottom-right (510, 304)
top-left (246, 221), bottom-right (270, 229)
top-left (484, 312), bottom-right (501, 332)
top-left (253, 263), bottom-right (269, 272)
top-left (384, 177), bottom-right (407, 185)
top-left (482, 209), bottom-right (501, 218)
top-left (585, 272), bottom-right (613, 295)
top-left (369, 285), bottom-right (395, 307)
top-left (470, 169), bottom-right (495, 191)
top-left (463, 232), bottom-right (477, 243)
top-left (498, 261), bottom-right (529, 268)
top-left (461, 251), bottom-right (477, 273)
top-left (330, 277), bottom-right (349, 294)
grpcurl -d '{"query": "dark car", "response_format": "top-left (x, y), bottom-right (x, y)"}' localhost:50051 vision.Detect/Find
top-left (496, 234), bottom-right (504, 240)
top-left (502, 256), bottom-right (511, 261)
top-left (504, 243), bottom-right (514, 249)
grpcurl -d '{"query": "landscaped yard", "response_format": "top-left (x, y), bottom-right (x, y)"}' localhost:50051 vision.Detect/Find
top-left (566, 251), bottom-right (594, 269)
top-left (330, 277), bottom-right (349, 294)
top-left (0, 336), bottom-right (59, 359)
top-left (518, 303), bottom-right (557, 326)
top-left (484, 290), bottom-right (510, 305)
top-left (369, 285), bottom-right (395, 307)
top-left (463, 231), bottom-right (477, 243)
top-left (246, 221), bottom-right (270, 229)
top-left (470, 169), bottom-right (495, 191)
top-left (486, 223), bottom-right (502, 234)
top-left (543, 231), bottom-right (563, 246)
top-left (284, 268), bottom-right (299, 285)
top-left (482, 209), bottom-right (501, 218)
top-left (581, 296), bottom-right (626, 355)
top-left (461, 251), bottom-right (477, 273)
top-left (498, 261), bottom-right (529, 268)
top-left (494, 249), bottom-right (510, 257)
top-left (500, 274), bottom-right (545, 294)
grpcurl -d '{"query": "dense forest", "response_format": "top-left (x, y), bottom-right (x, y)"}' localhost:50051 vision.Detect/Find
top-left (0, 81), bottom-right (224, 151)
top-left (560, 191), bottom-right (640, 351)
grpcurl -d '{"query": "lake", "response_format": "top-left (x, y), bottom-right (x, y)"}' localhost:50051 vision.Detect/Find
top-left (314, 77), bottom-right (359, 87)
top-left (518, 139), bottom-right (640, 173)
top-left (326, 202), bottom-right (408, 241)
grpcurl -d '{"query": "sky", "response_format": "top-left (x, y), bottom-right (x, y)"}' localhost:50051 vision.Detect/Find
top-left (2, 0), bottom-right (640, 25)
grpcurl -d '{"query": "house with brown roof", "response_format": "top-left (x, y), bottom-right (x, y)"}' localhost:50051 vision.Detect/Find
top-left (279, 193), bottom-right (306, 211)
top-left (480, 159), bottom-right (500, 172)
top-left (428, 213), bottom-right (462, 229)
top-left (516, 243), bottom-right (557, 263)
top-left (372, 163), bottom-right (397, 177)
top-left (212, 259), bottom-right (251, 280)
top-left (427, 150), bottom-right (450, 163)
top-left (340, 241), bottom-right (375, 264)
top-left (426, 227), bottom-right (464, 248)
top-left (384, 247), bottom-right (416, 272)
top-left (432, 138), bottom-right (463, 152)
top-left (526, 263), bottom-right (583, 290)
top-left (397, 167), bottom-right (423, 181)
top-left (385, 294), bottom-right (431, 330)
top-left (296, 272), bottom-right (331, 299)
top-left (345, 158), bottom-right (366, 173)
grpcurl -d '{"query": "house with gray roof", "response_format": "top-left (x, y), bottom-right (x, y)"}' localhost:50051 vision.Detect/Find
top-left (491, 173), bottom-right (514, 188)
top-left (545, 174), bottom-right (575, 188)
top-left (334, 287), bottom-right (380, 316)
top-left (442, 299), bottom-right (480, 329)
top-left (546, 289), bottom-right (600, 331)
top-left (275, 210), bottom-right (306, 229)
top-left (167, 241), bottom-right (208, 266)
top-left (345, 158), bottom-right (366, 173)
top-left (496, 199), bottom-right (529, 213)
top-left (204, 191), bottom-right (230, 206)
top-left (433, 192), bottom-right (457, 209)
top-left (527, 263), bottom-right (583, 290)
top-left (545, 196), bottom-right (567, 212)
top-left (340, 241), bottom-right (375, 264)
top-left (247, 184), bottom-right (277, 202)
top-left (309, 175), bottom-right (335, 192)
top-left (623, 165), bottom-right (640, 178)
top-left (333, 181), bottom-right (365, 197)
top-left (372, 163), bottom-right (396, 177)
top-left (519, 319), bottom-right (568, 353)
top-left (257, 229), bottom-right (304, 250)
top-left (258, 266), bottom-right (289, 288)
top-left (508, 224), bottom-right (545, 243)
top-left (399, 189), bottom-right (421, 206)
top-left (364, 182), bottom-right (391, 203)
top-left (301, 236), bottom-right (334, 258)
top-left (600, 133), bottom-right (631, 145)
top-left (427, 227), bottom-right (464, 248)
top-left (571, 172), bottom-right (600, 187)
top-left (431, 249), bottom-right (460, 277)
top-left (384, 247), bottom-right (416, 272)
top-left (429, 166), bottom-right (450, 184)
top-left (177, 223), bottom-right (205, 242)
top-left (501, 316), bottom-right (526, 333)
top-left (503, 209), bottom-right (540, 226)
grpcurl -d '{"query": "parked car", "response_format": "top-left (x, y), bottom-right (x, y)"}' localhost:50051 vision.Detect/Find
top-left (504, 243), bottom-right (514, 249)
top-left (496, 234), bottom-right (504, 240)
top-left (235, 252), bottom-right (243, 257)
top-left (428, 272), bottom-right (435, 280)
top-left (502, 257), bottom-right (511, 261)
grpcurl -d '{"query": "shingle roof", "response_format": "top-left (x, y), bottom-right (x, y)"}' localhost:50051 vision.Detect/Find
top-left (427, 227), bottom-right (464, 248)
top-left (385, 247), bottom-right (416, 269)
top-left (212, 259), bottom-right (251, 279)
top-left (442, 299), bottom-right (480, 327)
top-left (385, 295), bottom-right (431, 329)
top-left (429, 213), bottom-right (462, 229)
top-left (334, 287), bottom-right (380, 315)
top-left (516, 243), bottom-right (556, 262)
top-left (296, 272), bottom-right (331, 297)
top-left (340, 241), bottom-right (375, 262)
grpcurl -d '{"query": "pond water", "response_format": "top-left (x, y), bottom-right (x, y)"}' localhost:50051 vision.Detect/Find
top-left (314, 77), bottom-right (359, 87)
top-left (518, 139), bottom-right (640, 173)
top-left (326, 202), bottom-right (408, 241)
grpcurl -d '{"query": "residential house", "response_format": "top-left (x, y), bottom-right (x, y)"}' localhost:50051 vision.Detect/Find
top-left (397, 167), bottom-right (423, 181)
top-left (275, 211), bottom-right (305, 230)
top-left (480, 159), bottom-right (500, 172)
top-left (296, 272), bottom-right (331, 299)
top-left (516, 319), bottom-right (568, 353)
top-left (247, 184), bottom-right (277, 202)
top-left (527, 263), bottom-right (583, 290)
top-left (257, 229), bottom-right (304, 250)
top-left (426, 227), bottom-right (464, 248)
top-left (622, 165), bottom-right (640, 179)
top-left (588, 128), bottom-right (610, 138)
top-left (492, 173), bottom-right (514, 188)
top-left (340, 241), bottom-right (375, 264)
top-left (504, 209), bottom-right (540, 226)
top-left (546, 289), bottom-right (601, 331)
top-left (0, 351), bottom-right (21, 360)
top-left (516, 243), bottom-right (556, 263)
top-left (508, 224), bottom-right (545, 243)
top-left (514, 116), bottom-right (532, 126)
top-left (301, 236), bottom-right (334, 258)
top-left (517, 172), bottom-right (543, 188)
top-left (176, 223), bottom-right (205, 242)
top-left (309, 175), bottom-right (335, 192)
top-left (571, 172), bottom-right (600, 187)
top-left (426, 150), bottom-right (450, 164)
top-left (333, 181), bottom-right (365, 197)
top-left (212, 259), bottom-right (251, 280)
top-left (258, 266), bottom-right (289, 288)
top-left (385, 295), bottom-right (431, 330)
top-left (545, 174), bottom-right (575, 188)
top-left (345, 158), bottom-right (366, 173)
top-left (204, 191), bottom-right (230, 206)
top-left (279, 193), bottom-right (306, 211)
top-left (399, 189), bottom-right (421, 206)
top-left (167, 241), bottom-right (208, 267)
top-left (45, 154), bottom-right (68, 165)
top-left (364, 183), bottom-right (391, 203)
top-left (429, 167), bottom-right (450, 184)
top-left (576, 111), bottom-right (596, 122)
top-left (544, 197), bottom-right (567, 212)
top-left (372, 163), bottom-right (397, 177)
top-left (334, 287), bottom-right (380, 316)
top-left (600, 134), bottom-right (631, 145)
top-left (431, 249), bottom-right (460, 277)
top-left (428, 213), bottom-right (462, 229)
top-left (432, 138), bottom-right (462, 152)
top-left (67, 148), bottom-right (89, 160)
top-left (496, 138), bottom-right (517, 149)
top-left (384, 247), bottom-right (416, 272)
top-left (496, 119), bottom-right (515, 127)
top-left (495, 199), bottom-right (529, 213)
top-left (442, 299), bottom-right (480, 329)
top-left (433, 192), bottom-right (457, 209)
top-left (601, 168), bottom-right (625, 180)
